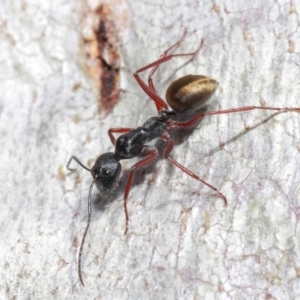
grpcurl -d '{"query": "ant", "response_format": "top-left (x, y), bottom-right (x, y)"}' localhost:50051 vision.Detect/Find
top-left (67, 36), bottom-right (300, 286)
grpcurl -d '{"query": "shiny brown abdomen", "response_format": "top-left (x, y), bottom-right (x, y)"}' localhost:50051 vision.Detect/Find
top-left (165, 75), bottom-right (219, 113)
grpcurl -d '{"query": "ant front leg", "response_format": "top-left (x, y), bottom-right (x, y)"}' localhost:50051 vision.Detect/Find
top-left (160, 132), bottom-right (227, 205)
top-left (123, 146), bottom-right (158, 235)
top-left (133, 39), bottom-right (203, 114)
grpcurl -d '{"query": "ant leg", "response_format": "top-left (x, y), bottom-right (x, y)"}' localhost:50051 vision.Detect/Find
top-left (167, 112), bottom-right (206, 130)
top-left (147, 46), bottom-right (180, 112)
top-left (108, 128), bottom-right (133, 145)
top-left (123, 146), bottom-right (158, 234)
top-left (168, 105), bottom-right (300, 130)
top-left (160, 132), bottom-right (227, 205)
top-left (147, 31), bottom-right (188, 94)
top-left (133, 39), bottom-right (203, 114)
top-left (147, 34), bottom-right (192, 112)
top-left (203, 106), bottom-right (300, 116)
top-left (67, 155), bottom-right (91, 172)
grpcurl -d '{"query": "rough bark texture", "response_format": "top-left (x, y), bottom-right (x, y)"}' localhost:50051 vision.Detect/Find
top-left (1, 0), bottom-right (300, 299)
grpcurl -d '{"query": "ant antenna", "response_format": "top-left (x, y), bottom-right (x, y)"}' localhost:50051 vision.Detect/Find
top-left (67, 156), bottom-right (91, 173)
top-left (78, 179), bottom-right (95, 286)
top-left (67, 156), bottom-right (94, 286)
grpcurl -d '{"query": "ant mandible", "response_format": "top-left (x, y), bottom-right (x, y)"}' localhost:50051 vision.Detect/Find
top-left (67, 36), bottom-right (300, 286)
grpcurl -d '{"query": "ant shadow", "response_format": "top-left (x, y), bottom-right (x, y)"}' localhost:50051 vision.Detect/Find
top-left (92, 107), bottom-right (208, 213)
top-left (208, 111), bottom-right (283, 155)
top-left (93, 109), bottom-right (283, 215)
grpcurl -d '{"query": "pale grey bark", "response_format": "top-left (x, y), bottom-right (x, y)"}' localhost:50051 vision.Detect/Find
top-left (1, 0), bottom-right (300, 299)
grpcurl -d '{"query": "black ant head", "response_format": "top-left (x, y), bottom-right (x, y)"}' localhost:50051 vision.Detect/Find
top-left (91, 152), bottom-right (121, 195)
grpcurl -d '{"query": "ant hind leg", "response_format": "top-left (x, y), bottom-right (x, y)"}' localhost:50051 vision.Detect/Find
top-left (160, 132), bottom-right (227, 205)
top-left (133, 35), bottom-right (203, 114)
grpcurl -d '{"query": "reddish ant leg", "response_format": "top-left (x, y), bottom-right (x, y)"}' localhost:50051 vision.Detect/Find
top-left (123, 147), bottom-right (158, 234)
top-left (167, 112), bottom-right (206, 130)
top-left (203, 106), bottom-right (300, 116)
top-left (107, 128), bottom-right (159, 234)
top-left (167, 106), bottom-right (300, 131)
top-left (133, 58), bottom-right (169, 113)
top-left (133, 40), bottom-right (203, 114)
top-left (160, 132), bottom-right (227, 205)
top-left (147, 32), bottom-right (189, 94)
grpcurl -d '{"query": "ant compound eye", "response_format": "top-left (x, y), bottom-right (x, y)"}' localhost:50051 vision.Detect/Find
top-left (91, 152), bottom-right (121, 195)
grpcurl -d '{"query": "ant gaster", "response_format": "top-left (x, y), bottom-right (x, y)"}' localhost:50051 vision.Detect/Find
top-left (67, 36), bottom-right (300, 286)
